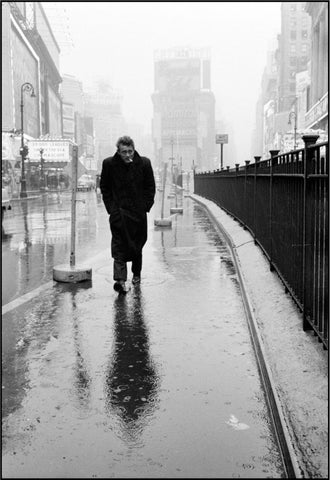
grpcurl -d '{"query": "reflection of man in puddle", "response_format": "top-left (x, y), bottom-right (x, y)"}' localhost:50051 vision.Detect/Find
top-left (105, 290), bottom-right (159, 443)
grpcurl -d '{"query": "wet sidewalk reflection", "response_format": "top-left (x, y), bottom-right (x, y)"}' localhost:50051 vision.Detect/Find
top-left (2, 195), bottom-right (285, 478)
top-left (105, 288), bottom-right (159, 446)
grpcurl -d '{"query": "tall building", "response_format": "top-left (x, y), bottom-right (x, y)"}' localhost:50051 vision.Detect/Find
top-left (277, 2), bottom-right (311, 113)
top-left (61, 74), bottom-right (83, 143)
top-left (5, 2), bottom-right (63, 136)
top-left (84, 80), bottom-right (125, 171)
top-left (253, 2), bottom-right (316, 156)
top-left (253, 36), bottom-right (279, 157)
top-left (305, 2), bottom-right (328, 134)
top-left (60, 74), bottom-right (97, 172)
top-left (124, 120), bottom-right (153, 159)
top-left (274, 2), bottom-right (311, 150)
top-left (152, 46), bottom-right (215, 172)
top-left (2, 2), bottom-right (63, 195)
top-left (61, 74), bottom-right (84, 114)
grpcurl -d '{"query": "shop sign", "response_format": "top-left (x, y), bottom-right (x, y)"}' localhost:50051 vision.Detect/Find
top-left (305, 92), bottom-right (328, 127)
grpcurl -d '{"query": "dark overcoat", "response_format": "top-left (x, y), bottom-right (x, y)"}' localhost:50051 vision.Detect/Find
top-left (100, 151), bottom-right (156, 261)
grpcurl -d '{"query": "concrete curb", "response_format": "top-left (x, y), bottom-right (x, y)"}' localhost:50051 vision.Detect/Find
top-left (190, 194), bottom-right (328, 479)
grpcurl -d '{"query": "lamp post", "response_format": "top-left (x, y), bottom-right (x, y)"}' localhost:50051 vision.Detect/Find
top-left (20, 82), bottom-right (36, 198)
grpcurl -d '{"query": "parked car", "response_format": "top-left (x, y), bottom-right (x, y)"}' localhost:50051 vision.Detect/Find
top-left (77, 174), bottom-right (96, 191)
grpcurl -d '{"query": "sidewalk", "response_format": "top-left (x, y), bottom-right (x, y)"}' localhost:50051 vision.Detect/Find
top-left (190, 194), bottom-right (328, 479)
top-left (2, 191), bottom-right (328, 478)
top-left (3, 194), bottom-right (294, 478)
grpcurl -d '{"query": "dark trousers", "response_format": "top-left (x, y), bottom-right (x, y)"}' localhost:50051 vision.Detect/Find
top-left (113, 252), bottom-right (142, 282)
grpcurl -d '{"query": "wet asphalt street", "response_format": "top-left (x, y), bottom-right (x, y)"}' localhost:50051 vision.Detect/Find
top-left (2, 188), bottom-right (285, 478)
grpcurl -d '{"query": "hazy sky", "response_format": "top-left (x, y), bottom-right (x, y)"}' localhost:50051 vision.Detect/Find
top-left (49, 2), bottom-right (281, 159)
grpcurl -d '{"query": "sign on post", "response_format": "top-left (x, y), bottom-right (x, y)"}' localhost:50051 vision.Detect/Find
top-left (215, 134), bottom-right (228, 144)
top-left (215, 134), bottom-right (228, 170)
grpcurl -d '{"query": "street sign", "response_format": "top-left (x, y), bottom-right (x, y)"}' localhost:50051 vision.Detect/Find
top-left (215, 134), bottom-right (228, 144)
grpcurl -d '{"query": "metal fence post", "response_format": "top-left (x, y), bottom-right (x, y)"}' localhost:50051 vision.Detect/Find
top-left (235, 164), bottom-right (240, 216)
top-left (269, 150), bottom-right (280, 271)
top-left (244, 161), bottom-right (250, 228)
top-left (302, 135), bottom-right (319, 331)
top-left (254, 156), bottom-right (261, 244)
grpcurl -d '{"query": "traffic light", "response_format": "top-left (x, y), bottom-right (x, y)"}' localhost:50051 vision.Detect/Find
top-left (20, 145), bottom-right (29, 158)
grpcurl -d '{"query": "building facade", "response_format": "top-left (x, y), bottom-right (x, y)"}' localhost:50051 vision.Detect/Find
top-left (152, 47), bottom-right (215, 172)
top-left (2, 2), bottom-right (63, 195)
top-left (253, 2), bottom-right (320, 157)
top-left (253, 36), bottom-right (279, 157)
top-left (274, 2), bottom-right (312, 152)
top-left (60, 74), bottom-right (96, 172)
top-left (277, 2), bottom-right (311, 113)
top-left (61, 74), bottom-right (84, 115)
top-left (305, 2), bottom-right (328, 133)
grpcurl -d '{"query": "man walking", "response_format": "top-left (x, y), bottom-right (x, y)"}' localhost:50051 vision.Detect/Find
top-left (100, 136), bottom-right (156, 294)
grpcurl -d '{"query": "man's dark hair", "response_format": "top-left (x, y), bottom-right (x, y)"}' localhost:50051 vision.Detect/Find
top-left (116, 136), bottom-right (135, 149)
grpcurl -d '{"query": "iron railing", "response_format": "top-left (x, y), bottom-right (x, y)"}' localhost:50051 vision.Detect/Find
top-left (194, 135), bottom-right (328, 349)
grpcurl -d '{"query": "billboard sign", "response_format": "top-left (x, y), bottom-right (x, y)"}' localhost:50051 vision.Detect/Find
top-left (215, 134), bottom-right (228, 144)
top-left (62, 103), bottom-right (75, 119)
top-left (156, 58), bottom-right (201, 92)
top-left (160, 95), bottom-right (197, 144)
top-left (63, 118), bottom-right (75, 135)
top-left (27, 140), bottom-right (72, 162)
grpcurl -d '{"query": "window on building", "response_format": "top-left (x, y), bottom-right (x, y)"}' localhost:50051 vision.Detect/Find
top-left (290, 4), bottom-right (296, 12)
top-left (290, 83), bottom-right (296, 92)
top-left (300, 56), bottom-right (308, 65)
top-left (290, 19), bottom-right (297, 28)
top-left (302, 30), bottom-right (308, 39)
top-left (290, 44), bottom-right (296, 53)
top-left (301, 43), bottom-right (308, 53)
top-left (290, 30), bottom-right (297, 40)
top-left (290, 56), bottom-right (297, 66)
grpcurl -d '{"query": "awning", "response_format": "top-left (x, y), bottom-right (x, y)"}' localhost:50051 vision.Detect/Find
top-left (2, 132), bottom-right (35, 161)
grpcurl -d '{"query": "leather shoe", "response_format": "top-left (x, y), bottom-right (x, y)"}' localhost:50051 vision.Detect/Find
top-left (113, 281), bottom-right (129, 294)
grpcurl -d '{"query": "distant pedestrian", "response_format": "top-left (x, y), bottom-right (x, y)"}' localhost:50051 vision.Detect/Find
top-left (100, 136), bottom-right (156, 294)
